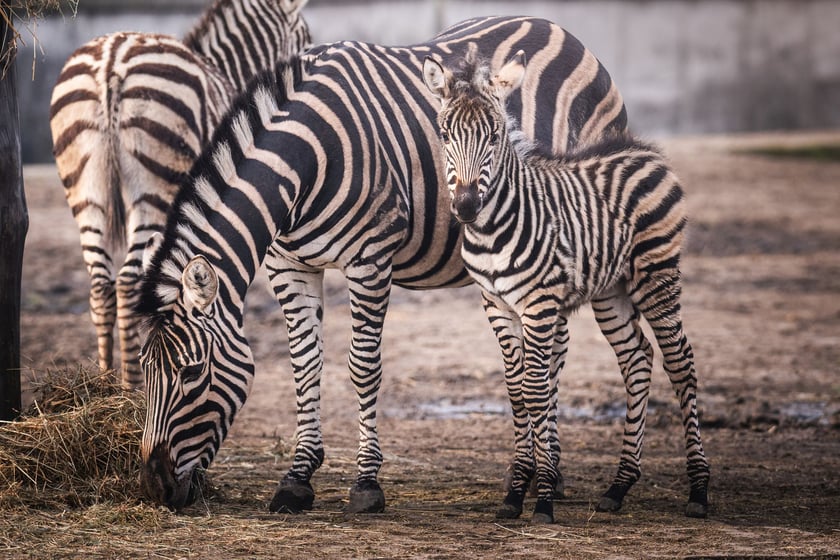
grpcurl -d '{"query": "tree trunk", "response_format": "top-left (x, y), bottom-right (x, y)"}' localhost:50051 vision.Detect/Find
top-left (0, 9), bottom-right (28, 422)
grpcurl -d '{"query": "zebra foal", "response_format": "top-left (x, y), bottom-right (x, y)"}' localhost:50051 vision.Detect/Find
top-left (423, 50), bottom-right (710, 523)
top-left (49, 0), bottom-right (310, 389)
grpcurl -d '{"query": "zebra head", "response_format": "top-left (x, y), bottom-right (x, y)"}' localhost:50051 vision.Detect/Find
top-left (423, 47), bottom-right (527, 224)
top-left (138, 237), bottom-right (255, 510)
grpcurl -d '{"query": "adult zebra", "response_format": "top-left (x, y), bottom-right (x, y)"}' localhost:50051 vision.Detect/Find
top-left (136, 16), bottom-right (628, 513)
top-left (422, 50), bottom-right (709, 522)
top-left (49, 0), bottom-right (311, 389)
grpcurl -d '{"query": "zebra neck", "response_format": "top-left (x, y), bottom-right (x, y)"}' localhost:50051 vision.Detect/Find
top-left (473, 140), bottom-right (545, 232)
top-left (184, 0), bottom-right (284, 85)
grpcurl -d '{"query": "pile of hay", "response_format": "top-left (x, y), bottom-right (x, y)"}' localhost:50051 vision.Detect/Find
top-left (0, 368), bottom-right (146, 507)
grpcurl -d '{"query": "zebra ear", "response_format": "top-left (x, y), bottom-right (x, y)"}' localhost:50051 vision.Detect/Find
top-left (423, 56), bottom-right (451, 100)
top-left (493, 50), bottom-right (527, 99)
top-left (281, 0), bottom-right (309, 14)
top-left (181, 255), bottom-right (218, 313)
top-left (142, 233), bottom-right (164, 273)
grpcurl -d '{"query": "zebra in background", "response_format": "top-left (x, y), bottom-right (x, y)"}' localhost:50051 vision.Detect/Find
top-left (422, 50), bottom-right (710, 523)
top-left (49, 0), bottom-right (311, 389)
top-left (134, 16), bottom-right (628, 514)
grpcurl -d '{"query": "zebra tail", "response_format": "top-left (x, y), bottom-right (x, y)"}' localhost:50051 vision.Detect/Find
top-left (104, 71), bottom-right (127, 252)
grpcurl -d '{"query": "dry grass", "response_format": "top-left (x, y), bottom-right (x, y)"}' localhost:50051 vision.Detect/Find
top-left (0, 367), bottom-right (145, 508)
top-left (1, 0), bottom-right (79, 74)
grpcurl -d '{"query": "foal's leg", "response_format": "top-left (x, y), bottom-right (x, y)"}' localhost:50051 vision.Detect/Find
top-left (519, 300), bottom-right (562, 523)
top-left (482, 293), bottom-right (532, 520)
top-left (591, 289), bottom-right (653, 512)
top-left (629, 271), bottom-right (710, 518)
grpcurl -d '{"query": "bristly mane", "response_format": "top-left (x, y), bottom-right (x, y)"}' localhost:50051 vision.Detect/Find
top-left (182, 0), bottom-right (237, 49)
top-left (558, 131), bottom-right (663, 164)
top-left (135, 57), bottom-right (306, 320)
top-left (448, 53), bottom-right (536, 158)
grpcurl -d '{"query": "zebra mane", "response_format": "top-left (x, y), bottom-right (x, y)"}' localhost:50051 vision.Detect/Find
top-left (557, 132), bottom-right (663, 164)
top-left (183, 0), bottom-right (238, 47)
top-left (135, 57), bottom-right (306, 320)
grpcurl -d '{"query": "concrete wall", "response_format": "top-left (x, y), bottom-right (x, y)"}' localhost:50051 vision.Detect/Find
top-left (16, 0), bottom-right (840, 162)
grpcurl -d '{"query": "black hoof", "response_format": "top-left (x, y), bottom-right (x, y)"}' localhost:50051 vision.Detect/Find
top-left (495, 502), bottom-right (523, 519)
top-left (686, 484), bottom-right (709, 518)
top-left (596, 482), bottom-right (631, 512)
top-left (531, 499), bottom-right (554, 524)
top-left (269, 477), bottom-right (315, 513)
top-left (347, 479), bottom-right (385, 513)
top-left (685, 500), bottom-right (708, 518)
top-left (531, 512), bottom-right (554, 524)
top-left (496, 488), bottom-right (525, 519)
top-left (596, 495), bottom-right (622, 512)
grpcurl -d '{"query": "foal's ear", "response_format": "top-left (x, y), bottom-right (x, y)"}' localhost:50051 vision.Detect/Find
top-left (423, 56), bottom-right (452, 100)
top-left (492, 50), bottom-right (527, 99)
top-left (181, 255), bottom-right (218, 314)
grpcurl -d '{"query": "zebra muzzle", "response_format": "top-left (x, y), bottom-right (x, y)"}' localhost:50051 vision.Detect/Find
top-left (140, 443), bottom-right (197, 511)
top-left (451, 182), bottom-right (483, 223)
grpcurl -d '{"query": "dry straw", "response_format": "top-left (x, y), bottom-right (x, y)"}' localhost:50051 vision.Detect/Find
top-left (0, 367), bottom-right (146, 508)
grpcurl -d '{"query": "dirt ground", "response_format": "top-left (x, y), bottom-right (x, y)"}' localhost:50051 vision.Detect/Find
top-left (8, 131), bottom-right (840, 558)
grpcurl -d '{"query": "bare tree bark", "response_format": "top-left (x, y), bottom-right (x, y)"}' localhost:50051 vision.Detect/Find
top-left (0, 7), bottom-right (28, 421)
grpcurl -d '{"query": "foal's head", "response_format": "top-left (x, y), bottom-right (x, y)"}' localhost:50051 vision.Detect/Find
top-left (423, 47), bottom-right (526, 223)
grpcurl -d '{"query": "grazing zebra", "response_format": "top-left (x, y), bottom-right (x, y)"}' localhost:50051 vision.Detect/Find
top-left (135, 16), bottom-right (629, 513)
top-left (49, 0), bottom-right (311, 389)
top-left (422, 50), bottom-right (710, 523)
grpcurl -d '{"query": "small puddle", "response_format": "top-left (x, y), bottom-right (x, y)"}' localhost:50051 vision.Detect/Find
top-left (393, 398), bottom-right (836, 426)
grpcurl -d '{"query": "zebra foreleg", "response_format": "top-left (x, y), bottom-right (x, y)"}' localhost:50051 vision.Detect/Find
top-left (502, 315), bottom-right (568, 500)
top-left (592, 290), bottom-right (654, 513)
top-left (344, 264), bottom-right (391, 514)
top-left (519, 304), bottom-right (562, 524)
top-left (482, 294), bottom-right (550, 521)
top-left (265, 259), bottom-right (325, 513)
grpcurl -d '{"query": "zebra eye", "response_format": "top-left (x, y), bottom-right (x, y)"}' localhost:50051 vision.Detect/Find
top-left (179, 363), bottom-right (204, 383)
top-left (489, 131), bottom-right (499, 146)
top-left (440, 130), bottom-right (450, 144)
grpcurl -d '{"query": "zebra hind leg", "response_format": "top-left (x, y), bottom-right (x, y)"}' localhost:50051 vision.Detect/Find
top-left (78, 219), bottom-right (117, 377)
top-left (116, 231), bottom-right (152, 389)
top-left (592, 290), bottom-right (654, 513)
top-left (630, 272), bottom-right (710, 518)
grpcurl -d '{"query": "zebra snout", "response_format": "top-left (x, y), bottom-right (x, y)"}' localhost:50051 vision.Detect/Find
top-left (451, 180), bottom-right (483, 223)
top-left (140, 443), bottom-right (195, 511)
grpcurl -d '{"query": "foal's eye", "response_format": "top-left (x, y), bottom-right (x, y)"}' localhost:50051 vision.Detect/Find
top-left (440, 130), bottom-right (450, 143)
top-left (179, 363), bottom-right (204, 383)
top-left (489, 131), bottom-right (499, 146)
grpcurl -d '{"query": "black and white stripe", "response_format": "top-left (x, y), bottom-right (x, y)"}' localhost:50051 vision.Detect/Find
top-left (135, 16), bottom-right (628, 513)
top-left (49, 0), bottom-right (310, 389)
top-left (423, 50), bottom-right (710, 523)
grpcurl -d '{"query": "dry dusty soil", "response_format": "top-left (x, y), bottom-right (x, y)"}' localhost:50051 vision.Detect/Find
top-left (9, 132), bottom-right (840, 558)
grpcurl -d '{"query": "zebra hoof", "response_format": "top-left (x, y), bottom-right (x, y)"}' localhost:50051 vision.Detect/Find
top-left (495, 502), bottom-right (523, 519)
top-left (269, 477), bottom-right (315, 513)
top-left (347, 479), bottom-right (385, 513)
top-left (596, 482), bottom-right (631, 512)
top-left (595, 495), bottom-right (623, 512)
top-left (685, 500), bottom-right (708, 518)
top-left (531, 499), bottom-right (554, 524)
top-left (531, 512), bottom-right (554, 524)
